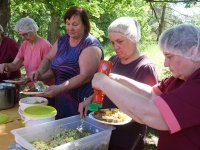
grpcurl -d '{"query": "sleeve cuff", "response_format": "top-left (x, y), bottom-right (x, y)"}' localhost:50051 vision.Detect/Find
top-left (153, 96), bottom-right (181, 133)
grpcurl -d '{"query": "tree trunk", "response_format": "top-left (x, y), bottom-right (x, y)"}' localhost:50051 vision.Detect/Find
top-left (50, 14), bottom-right (61, 44)
top-left (157, 4), bottom-right (166, 41)
top-left (0, 0), bottom-right (11, 36)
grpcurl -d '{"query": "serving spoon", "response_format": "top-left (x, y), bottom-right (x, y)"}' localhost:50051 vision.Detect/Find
top-left (76, 97), bottom-right (87, 133)
top-left (34, 81), bottom-right (47, 92)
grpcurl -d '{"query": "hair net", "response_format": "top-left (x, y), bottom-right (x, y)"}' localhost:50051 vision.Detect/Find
top-left (159, 24), bottom-right (200, 62)
top-left (108, 17), bottom-right (141, 43)
top-left (0, 25), bottom-right (4, 35)
top-left (14, 17), bottom-right (39, 33)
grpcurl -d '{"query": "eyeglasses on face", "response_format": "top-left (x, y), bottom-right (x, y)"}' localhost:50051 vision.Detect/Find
top-left (19, 33), bottom-right (28, 37)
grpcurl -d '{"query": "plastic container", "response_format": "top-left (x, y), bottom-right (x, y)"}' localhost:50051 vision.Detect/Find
top-left (93, 60), bottom-right (113, 104)
top-left (18, 107), bottom-right (25, 127)
top-left (19, 97), bottom-right (48, 111)
top-left (11, 115), bottom-right (115, 150)
top-left (22, 105), bottom-right (57, 127)
top-left (88, 60), bottom-right (113, 112)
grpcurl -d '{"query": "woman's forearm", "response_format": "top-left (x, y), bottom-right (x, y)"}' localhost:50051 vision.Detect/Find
top-left (37, 57), bottom-right (51, 75)
top-left (93, 73), bottom-right (169, 130)
top-left (111, 74), bottom-right (157, 100)
top-left (40, 69), bottom-right (54, 81)
top-left (59, 74), bottom-right (92, 93)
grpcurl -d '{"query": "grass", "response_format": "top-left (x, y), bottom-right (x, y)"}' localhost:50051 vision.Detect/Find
top-left (141, 44), bottom-right (171, 81)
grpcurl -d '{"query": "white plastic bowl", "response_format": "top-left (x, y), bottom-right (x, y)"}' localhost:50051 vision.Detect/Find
top-left (18, 105), bottom-right (56, 127)
top-left (24, 113), bottom-right (56, 127)
top-left (19, 97), bottom-right (48, 111)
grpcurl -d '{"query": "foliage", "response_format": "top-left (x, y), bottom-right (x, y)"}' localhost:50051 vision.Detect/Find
top-left (9, 0), bottom-right (154, 44)
top-left (8, 0), bottom-right (200, 44)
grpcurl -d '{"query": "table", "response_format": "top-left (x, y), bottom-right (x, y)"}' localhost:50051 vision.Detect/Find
top-left (0, 104), bottom-right (22, 150)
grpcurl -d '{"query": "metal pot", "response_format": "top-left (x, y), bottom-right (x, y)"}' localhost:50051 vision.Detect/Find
top-left (0, 83), bottom-right (16, 110)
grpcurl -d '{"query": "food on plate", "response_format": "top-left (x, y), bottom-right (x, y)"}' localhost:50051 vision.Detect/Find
top-left (23, 81), bottom-right (47, 93)
top-left (31, 128), bottom-right (91, 149)
top-left (27, 100), bottom-right (46, 104)
top-left (93, 108), bottom-right (128, 123)
top-left (13, 77), bottom-right (24, 81)
top-left (23, 86), bottom-right (38, 92)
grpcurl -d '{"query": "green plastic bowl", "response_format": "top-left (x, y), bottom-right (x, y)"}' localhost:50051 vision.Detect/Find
top-left (23, 105), bottom-right (57, 118)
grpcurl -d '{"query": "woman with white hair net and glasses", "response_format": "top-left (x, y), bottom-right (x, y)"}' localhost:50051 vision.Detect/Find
top-left (91, 24), bottom-right (200, 150)
top-left (78, 17), bottom-right (158, 150)
top-left (0, 17), bottom-right (55, 107)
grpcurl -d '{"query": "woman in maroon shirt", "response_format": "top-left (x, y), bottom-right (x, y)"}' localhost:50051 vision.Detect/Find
top-left (92, 24), bottom-right (200, 150)
top-left (79, 17), bottom-right (158, 150)
top-left (0, 25), bottom-right (21, 102)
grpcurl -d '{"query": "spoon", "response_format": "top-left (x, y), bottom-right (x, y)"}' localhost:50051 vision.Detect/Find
top-left (34, 81), bottom-right (47, 92)
top-left (77, 97), bottom-right (87, 133)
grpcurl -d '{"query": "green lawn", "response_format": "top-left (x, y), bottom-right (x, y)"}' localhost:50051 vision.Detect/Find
top-left (141, 44), bottom-right (171, 81)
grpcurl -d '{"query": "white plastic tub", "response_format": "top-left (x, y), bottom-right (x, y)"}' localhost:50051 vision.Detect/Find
top-left (24, 114), bottom-right (56, 127)
top-left (19, 97), bottom-right (48, 111)
top-left (20, 105), bottom-right (57, 127)
top-left (18, 107), bottom-right (25, 127)
top-left (11, 115), bottom-right (115, 150)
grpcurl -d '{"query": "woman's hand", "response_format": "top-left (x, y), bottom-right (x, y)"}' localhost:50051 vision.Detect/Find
top-left (109, 73), bottom-right (122, 81)
top-left (78, 95), bottom-right (93, 117)
top-left (92, 72), bottom-right (109, 90)
top-left (29, 70), bottom-right (42, 81)
top-left (0, 63), bottom-right (7, 74)
top-left (36, 85), bottom-right (61, 98)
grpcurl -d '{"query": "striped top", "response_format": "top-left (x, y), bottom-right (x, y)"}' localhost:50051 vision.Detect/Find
top-left (51, 33), bottom-right (103, 119)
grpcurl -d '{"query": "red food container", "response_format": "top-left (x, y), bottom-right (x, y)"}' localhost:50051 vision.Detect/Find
top-left (93, 60), bottom-right (113, 104)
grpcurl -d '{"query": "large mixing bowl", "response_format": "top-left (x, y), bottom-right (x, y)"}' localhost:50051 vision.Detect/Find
top-left (0, 83), bottom-right (16, 110)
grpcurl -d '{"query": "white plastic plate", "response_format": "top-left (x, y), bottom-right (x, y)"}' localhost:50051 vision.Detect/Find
top-left (88, 109), bottom-right (132, 125)
top-left (3, 79), bottom-right (25, 83)
top-left (22, 91), bottom-right (44, 95)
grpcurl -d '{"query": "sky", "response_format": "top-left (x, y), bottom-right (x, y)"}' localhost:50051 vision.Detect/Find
top-left (171, 3), bottom-right (199, 16)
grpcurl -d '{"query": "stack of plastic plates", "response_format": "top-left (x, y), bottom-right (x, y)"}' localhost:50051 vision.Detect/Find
top-left (0, 113), bottom-right (8, 124)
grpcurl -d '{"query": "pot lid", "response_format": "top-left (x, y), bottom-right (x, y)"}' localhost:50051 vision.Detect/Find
top-left (0, 113), bottom-right (9, 124)
top-left (23, 106), bottom-right (57, 118)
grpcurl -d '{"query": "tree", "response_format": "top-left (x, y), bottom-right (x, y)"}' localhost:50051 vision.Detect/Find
top-left (0, 0), bottom-right (11, 36)
top-left (6, 0), bottom-right (200, 45)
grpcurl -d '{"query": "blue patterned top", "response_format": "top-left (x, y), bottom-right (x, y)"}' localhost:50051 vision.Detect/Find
top-left (51, 33), bottom-right (103, 119)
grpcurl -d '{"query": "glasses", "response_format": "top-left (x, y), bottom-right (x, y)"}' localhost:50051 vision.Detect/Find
top-left (19, 33), bottom-right (28, 37)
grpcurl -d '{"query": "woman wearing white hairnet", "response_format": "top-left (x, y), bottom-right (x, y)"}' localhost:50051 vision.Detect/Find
top-left (0, 17), bottom-right (55, 107)
top-left (92, 24), bottom-right (200, 150)
top-left (78, 17), bottom-right (158, 150)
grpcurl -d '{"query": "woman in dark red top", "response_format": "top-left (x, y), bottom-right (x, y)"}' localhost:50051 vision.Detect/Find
top-left (79, 17), bottom-right (158, 150)
top-left (0, 25), bottom-right (21, 102)
top-left (92, 24), bottom-right (200, 150)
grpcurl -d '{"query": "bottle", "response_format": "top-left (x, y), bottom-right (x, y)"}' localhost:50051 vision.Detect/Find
top-left (88, 60), bottom-right (113, 111)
